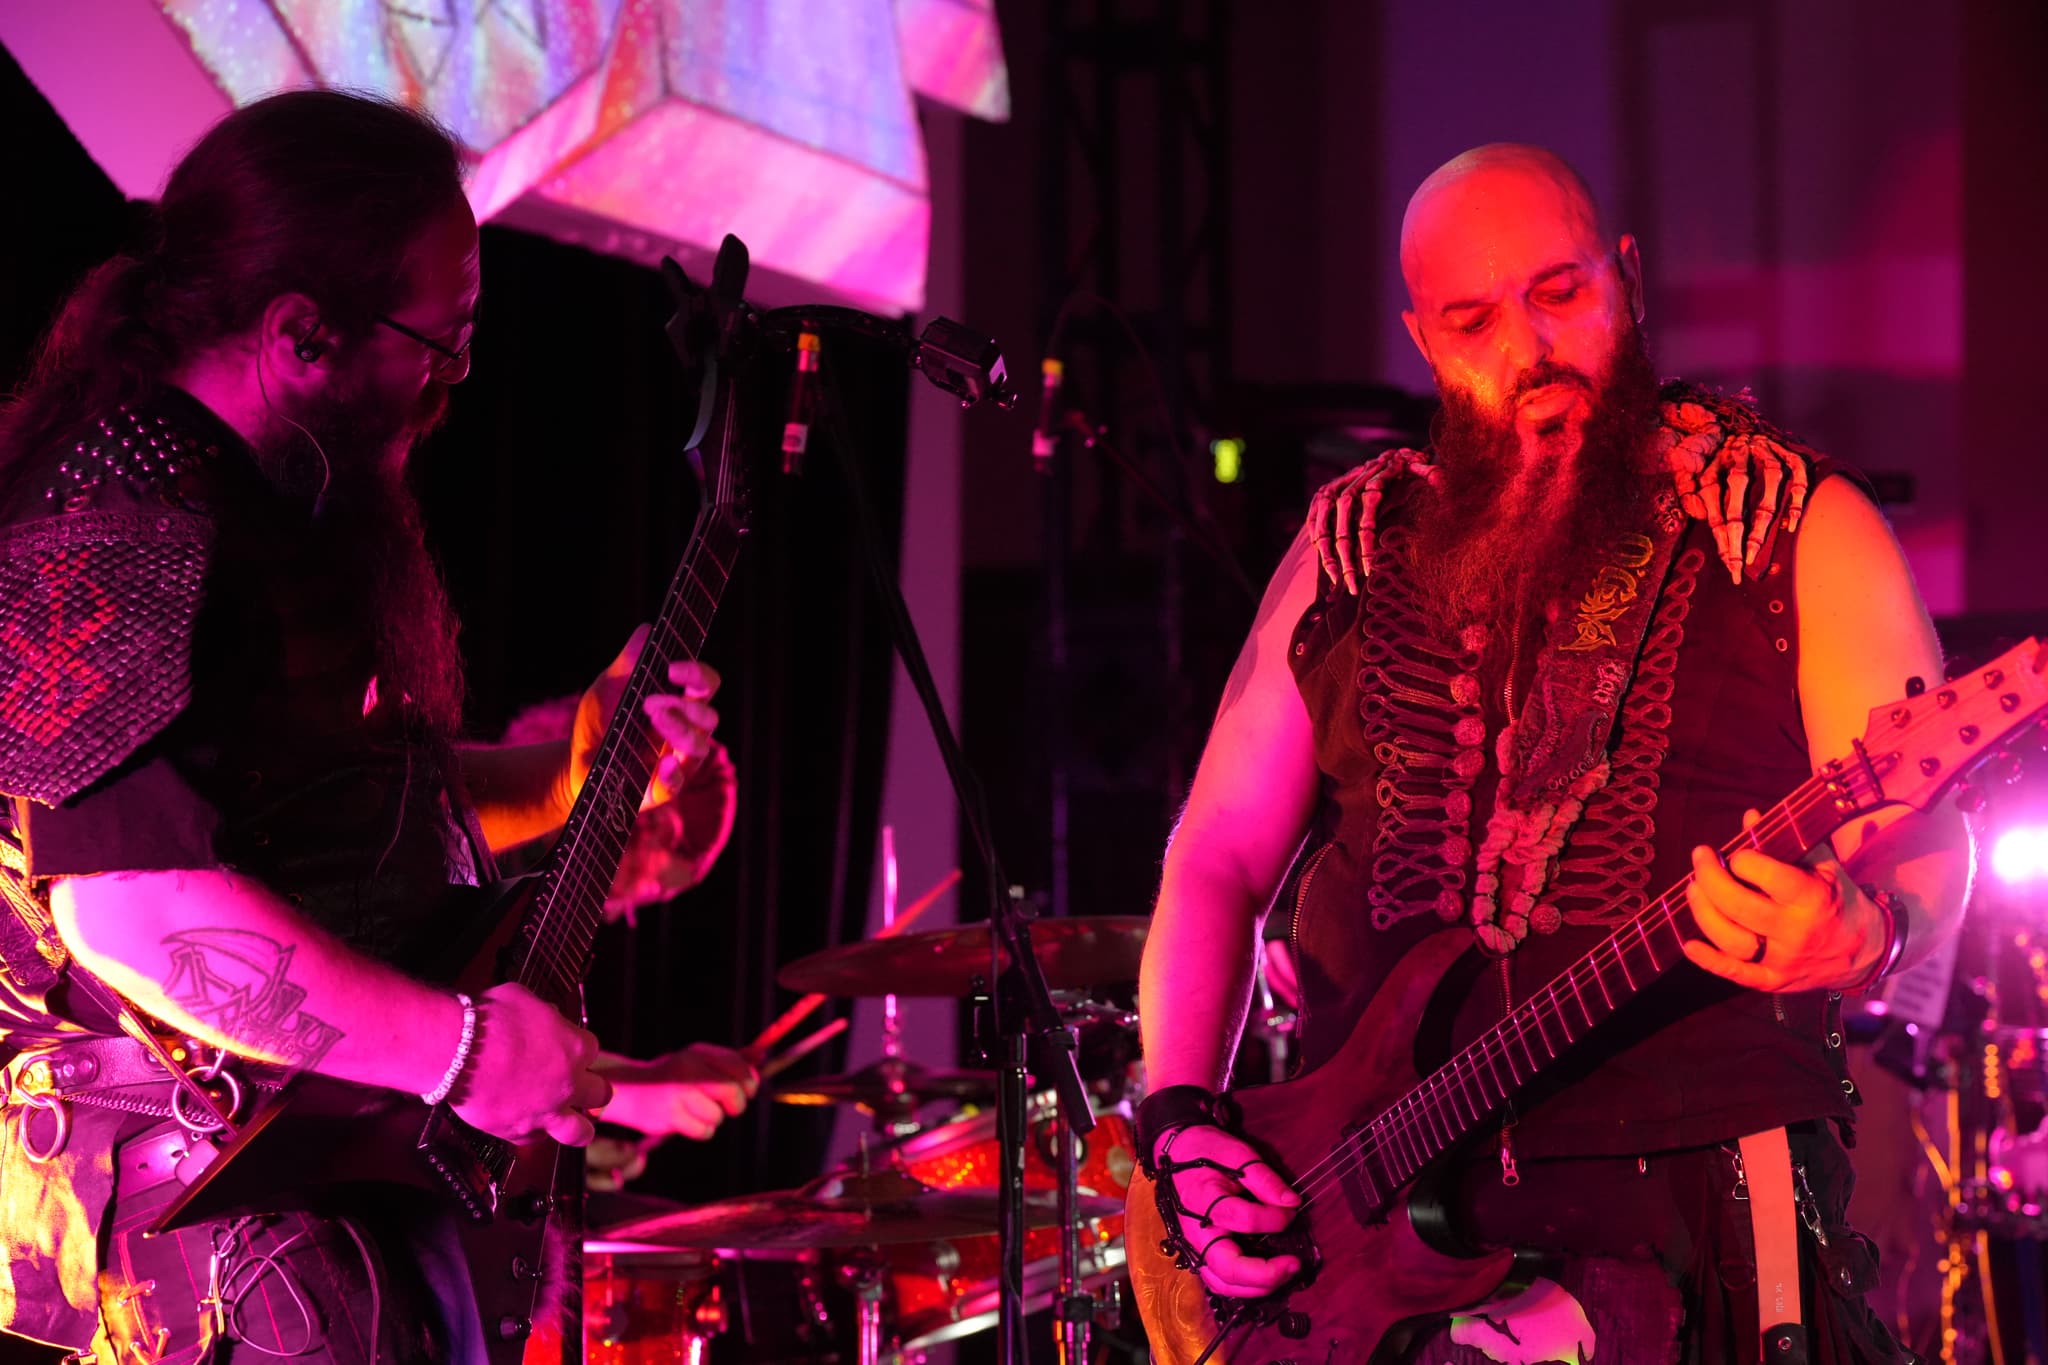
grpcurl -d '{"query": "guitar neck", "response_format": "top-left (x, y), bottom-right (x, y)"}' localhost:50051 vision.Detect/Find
top-left (507, 507), bottom-right (744, 1000)
top-left (1362, 767), bottom-right (1854, 1183)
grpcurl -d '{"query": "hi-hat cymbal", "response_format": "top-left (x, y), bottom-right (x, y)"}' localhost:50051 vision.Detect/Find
top-left (777, 916), bottom-right (1149, 997)
top-left (769, 1057), bottom-right (995, 1111)
top-left (595, 1168), bottom-right (1122, 1253)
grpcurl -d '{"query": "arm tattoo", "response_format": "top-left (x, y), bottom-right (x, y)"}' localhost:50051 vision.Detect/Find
top-left (161, 927), bottom-right (345, 1071)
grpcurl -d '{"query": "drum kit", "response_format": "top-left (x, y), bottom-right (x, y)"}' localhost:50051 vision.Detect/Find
top-left (568, 914), bottom-right (1152, 1365)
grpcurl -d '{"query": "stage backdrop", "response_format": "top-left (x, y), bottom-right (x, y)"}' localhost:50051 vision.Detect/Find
top-left (0, 0), bottom-right (1008, 315)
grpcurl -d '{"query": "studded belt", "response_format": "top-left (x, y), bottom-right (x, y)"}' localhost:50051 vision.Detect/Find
top-left (4, 1035), bottom-right (281, 1164)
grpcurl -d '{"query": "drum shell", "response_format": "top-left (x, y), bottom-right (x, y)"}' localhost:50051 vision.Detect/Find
top-left (880, 1098), bottom-right (1135, 1349)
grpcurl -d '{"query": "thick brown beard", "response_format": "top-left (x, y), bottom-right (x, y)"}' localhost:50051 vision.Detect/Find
top-left (1407, 316), bottom-right (1663, 653)
top-left (257, 375), bottom-right (466, 737)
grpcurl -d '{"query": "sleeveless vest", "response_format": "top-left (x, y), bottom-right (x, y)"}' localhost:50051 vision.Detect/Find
top-left (1282, 474), bottom-right (1857, 1158)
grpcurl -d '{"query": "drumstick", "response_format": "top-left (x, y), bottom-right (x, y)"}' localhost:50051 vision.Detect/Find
top-left (610, 1015), bottom-right (854, 1172)
top-left (757, 1017), bottom-right (849, 1080)
top-left (744, 867), bottom-right (962, 1059)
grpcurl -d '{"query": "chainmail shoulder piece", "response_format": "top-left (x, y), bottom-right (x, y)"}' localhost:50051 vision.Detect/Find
top-left (0, 403), bottom-right (225, 812)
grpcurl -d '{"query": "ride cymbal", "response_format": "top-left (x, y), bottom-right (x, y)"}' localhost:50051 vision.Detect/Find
top-left (777, 916), bottom-right (1149, 997)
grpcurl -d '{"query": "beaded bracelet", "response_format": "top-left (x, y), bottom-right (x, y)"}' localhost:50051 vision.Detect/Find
top-left (421, 992), bottom-right (478, 1106)
top-left (1846, 887), bottom-right (1909, 996)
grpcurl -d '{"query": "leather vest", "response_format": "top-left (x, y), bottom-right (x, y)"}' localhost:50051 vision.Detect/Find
top-left (1282, 477), bottom-right (1856, 1158)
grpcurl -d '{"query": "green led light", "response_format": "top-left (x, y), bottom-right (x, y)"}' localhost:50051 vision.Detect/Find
top-left (1212, 437), bottom-right (1244, 484)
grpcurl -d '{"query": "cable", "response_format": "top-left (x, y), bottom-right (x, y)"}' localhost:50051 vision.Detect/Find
top-left (253, 348), bottom-right (334, 518)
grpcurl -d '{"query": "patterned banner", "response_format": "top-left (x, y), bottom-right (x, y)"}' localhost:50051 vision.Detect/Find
top-left (0, 0), bottom-right (1010, 312)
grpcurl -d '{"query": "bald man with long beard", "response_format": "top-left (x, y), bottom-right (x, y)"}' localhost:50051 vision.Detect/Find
top-left (1130, 145), bottom-right (1967, 1362)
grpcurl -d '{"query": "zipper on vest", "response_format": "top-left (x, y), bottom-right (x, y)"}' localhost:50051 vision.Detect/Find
top-left (1496, 956), bottom-right (1520, 1186)
top-left (1497, 613), bottom-right (1524, 1186)
top-left (1287, 841), bottom-right (1335, 1059)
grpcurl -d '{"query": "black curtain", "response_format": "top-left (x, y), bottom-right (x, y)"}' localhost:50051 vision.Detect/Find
top-left (0, 40), bottom-right (904, 1223)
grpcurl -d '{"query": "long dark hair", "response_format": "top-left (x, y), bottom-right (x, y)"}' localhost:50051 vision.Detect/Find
top-left (0, 89), bottom-right (465, 482)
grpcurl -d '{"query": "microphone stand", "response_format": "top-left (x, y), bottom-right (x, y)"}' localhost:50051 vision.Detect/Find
top-left (810, 378), bottom-right (1094, 1365)
top-left (669, 243), bottom-right (1088, 1364)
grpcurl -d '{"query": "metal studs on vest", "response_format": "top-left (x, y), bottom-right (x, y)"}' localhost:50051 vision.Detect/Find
top-left (45, 404), bottom-right (219, 510)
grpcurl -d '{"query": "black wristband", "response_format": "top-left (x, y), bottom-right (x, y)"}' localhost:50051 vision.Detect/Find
top-left (1849, 884), bottom-right (1910, 994)
top-left (1134, 1084), bottom-right (1221, 1179)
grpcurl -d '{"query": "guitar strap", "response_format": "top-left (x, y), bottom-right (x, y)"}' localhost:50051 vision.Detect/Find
top-left (1737, 1125), bottom-right (1809, 1362)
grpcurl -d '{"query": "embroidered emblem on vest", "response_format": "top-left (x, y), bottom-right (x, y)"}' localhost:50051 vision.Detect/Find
top-left (1561, 532), bottom-right (1657, 654)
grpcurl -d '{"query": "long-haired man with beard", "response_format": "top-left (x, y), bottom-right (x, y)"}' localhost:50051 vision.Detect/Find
top-left (1132, 145), bottom-right (1972, 1362)
top-left (0, 92), bottom-right (747, 1362)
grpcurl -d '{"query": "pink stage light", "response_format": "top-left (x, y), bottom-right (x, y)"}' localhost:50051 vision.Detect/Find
top-left (0, 0), bottom-right (1009, 315)
top-left (1993, 825), bottom-right (2048, 885)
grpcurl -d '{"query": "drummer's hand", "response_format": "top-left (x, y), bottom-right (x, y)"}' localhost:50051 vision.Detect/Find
top-left (1156, 1125), bottom-right (1302, 1298)
top-left (593, 1044), bottom-right (759, 1140)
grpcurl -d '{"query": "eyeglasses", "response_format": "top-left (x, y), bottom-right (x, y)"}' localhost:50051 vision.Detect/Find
top-left (377, 312), bottom-right (476, 382)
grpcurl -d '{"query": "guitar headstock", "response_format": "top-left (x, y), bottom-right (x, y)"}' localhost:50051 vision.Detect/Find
top-left (1853, 637), bottom-right (2048, 813)
top-left (660, 240), bottom-right (754, 536)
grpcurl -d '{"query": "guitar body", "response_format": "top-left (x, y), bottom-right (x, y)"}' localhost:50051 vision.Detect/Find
top-left (1127, 930), bottom-right (1520, 1365)
top-left (1128, 640), bottom-right (2048, 1362)
top-left (151, 876), bottom-right (573, 1365)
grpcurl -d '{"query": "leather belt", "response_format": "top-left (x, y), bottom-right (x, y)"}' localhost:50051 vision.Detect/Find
top-left (7, 1034), bottom-right (183, 1099)
top-left (4, 1035), bottom-right (282, 1164)
top-left (118, 1120), bottom-right (219, 1198)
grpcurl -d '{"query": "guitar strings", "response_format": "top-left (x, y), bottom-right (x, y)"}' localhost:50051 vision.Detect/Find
top-left (1288, 785), bottom-right (1825, 1207)
top-left (1274, 777), bottom-right (1839, 1214)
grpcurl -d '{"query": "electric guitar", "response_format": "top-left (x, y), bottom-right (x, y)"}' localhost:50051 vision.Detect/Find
top-left (145, 347), bottom-right (752, 1363)
top-left (1128, 640), bottom-right (2048, 1365)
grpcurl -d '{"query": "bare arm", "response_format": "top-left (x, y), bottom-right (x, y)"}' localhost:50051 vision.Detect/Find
top-left (52, 869), bottom-right (607, 1143)
top-left (54, 869), bottom-right (457, 1088)
top-left (459, 740), bottom-right (574, 853)
top-left (1792, 476), bottom-right (1974, 968)
top-left (1139, 531), bottom-right (1324, 1091)
top-left (462, 637), bottom-right (726, 858)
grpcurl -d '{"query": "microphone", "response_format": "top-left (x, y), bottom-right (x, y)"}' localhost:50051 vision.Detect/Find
top-left (782, 328), bottom-right (821, 476)
top-left (1030, 356), bottom-right (1065, 471)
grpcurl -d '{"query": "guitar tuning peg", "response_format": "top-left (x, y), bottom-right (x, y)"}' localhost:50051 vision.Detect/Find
top-left (1905, 676), bottom-right (1928, 697)
top-left (1957, 784), bottom-right (1988, 814)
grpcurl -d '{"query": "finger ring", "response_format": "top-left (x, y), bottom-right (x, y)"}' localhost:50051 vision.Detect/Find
top-left (1748, 934), bottom-right (1768, 965)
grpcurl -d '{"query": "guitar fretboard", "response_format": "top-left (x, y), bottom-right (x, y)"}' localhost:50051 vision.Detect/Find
top-left (510, 508), bottom-right (744, 1002)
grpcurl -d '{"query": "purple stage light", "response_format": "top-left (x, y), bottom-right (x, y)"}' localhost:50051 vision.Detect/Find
top-left (1993, 825), bottom-right (2048, 886)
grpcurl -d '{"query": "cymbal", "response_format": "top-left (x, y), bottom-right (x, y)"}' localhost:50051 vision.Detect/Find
top-left (769, 1057), bottom-right (995, 1111)
top-left (595, 1168), bottom-right (1123, 1253)
top-left (777, 916), bottom-right (1149, 997)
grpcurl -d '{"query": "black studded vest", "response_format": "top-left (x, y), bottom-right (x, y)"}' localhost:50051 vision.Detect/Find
top-left (1282, 475), bottom-right (1858, 1158)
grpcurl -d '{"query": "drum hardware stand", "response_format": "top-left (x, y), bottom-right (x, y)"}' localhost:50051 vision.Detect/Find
top-left (839, 1253), bottom-right (889, 1365)
top-left (760, 286), bottom-right (1089, 1365)
top-left (1050, 1019), bottom-right (1096, 1365)
top-left (677, 1277), bottom-right (727, 1365)
top-left (1247, 951), bottom-right (1296, 1086)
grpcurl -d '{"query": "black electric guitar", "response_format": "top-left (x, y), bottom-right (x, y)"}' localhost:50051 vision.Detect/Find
top-left (147, 350), bottom-right (752, 1362)
top-left (1128, 640), bottom-right (2048, 1365)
